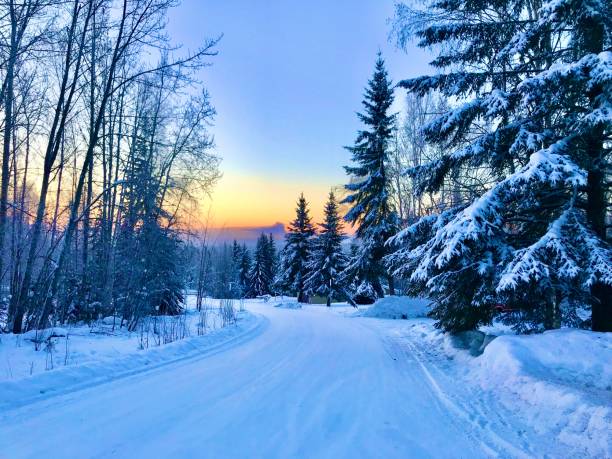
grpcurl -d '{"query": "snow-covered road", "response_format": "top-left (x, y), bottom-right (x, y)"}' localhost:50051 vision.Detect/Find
top-left (1, 303), bottom-right (553, 458)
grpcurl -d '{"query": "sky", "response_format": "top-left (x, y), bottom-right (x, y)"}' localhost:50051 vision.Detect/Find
top-left (166, 0), bottom-right (433, 236)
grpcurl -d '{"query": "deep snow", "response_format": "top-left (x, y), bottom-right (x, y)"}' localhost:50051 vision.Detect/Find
top-left (0, 297), bottom-right (609, 458)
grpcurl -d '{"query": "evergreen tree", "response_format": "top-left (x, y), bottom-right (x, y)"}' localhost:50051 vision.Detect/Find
top-left (306, 192), bottom-right (348, 306)
top-left (231, 240), bottom-right (244, 297)
top-left (342, 53), bottom-right (399, 301)
top-left (264, 234), bottom-right (277, 294)
top-left (212, 243), bottom-right (241, 299)
top-left (232, 240), bottom-right (242, 267)
top-left (239, 244), bottom-right (252, 297)
top-left (115, 114), bottom-right (185, 325)
top-left (387, 0), bottom-right (612, 332)
top-left (248, 233), bottom-right (272, 297)
top-left (278, 194), bottom-right (316, 302)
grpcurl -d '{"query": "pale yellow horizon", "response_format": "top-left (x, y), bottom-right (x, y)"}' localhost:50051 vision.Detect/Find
top-left (198, 170), bottom-right (349, 231)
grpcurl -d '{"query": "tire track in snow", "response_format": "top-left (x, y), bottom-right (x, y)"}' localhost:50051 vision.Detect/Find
top-left (373, 320), bottom-right (572, 459)
top-left (399, 337), bottom-right (532, 459)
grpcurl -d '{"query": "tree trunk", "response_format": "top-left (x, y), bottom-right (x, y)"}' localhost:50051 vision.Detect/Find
top-left (0, 1), bottom-right (17, 289)
top-left (43, 0), bottom-right (127, 329)
top-left (372, 277), bottom-right (384, 298)
top-left (543, 288), bottom-right (561, 330)
top-left (581, 17), bottom-right (611, 332)
top-left (387, 275), bottom-right (395, 296)
top-left (587, 166), bottom-right (612, 331)
top-left (10, 0), bottom-right (90, 333)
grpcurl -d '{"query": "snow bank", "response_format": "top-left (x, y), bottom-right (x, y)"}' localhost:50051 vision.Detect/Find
top-left (358, 296), bottom-right (430, 319)
top-left (474, 329), bottom-right (612, 457)
top-left (0, 311), bottom-right (266, 411)
top-left (384, 320), bottom-right (611, 456)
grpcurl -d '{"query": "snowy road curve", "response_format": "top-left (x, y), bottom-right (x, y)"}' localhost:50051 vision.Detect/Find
top-left (1, 304), bottom-right (547, 459)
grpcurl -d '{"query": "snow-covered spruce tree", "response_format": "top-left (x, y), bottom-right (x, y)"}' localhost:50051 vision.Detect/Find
top-left (212, 243), bottom-right (241, 299)
top-left (278, 194), bottom-right (316, 302)
top-left (248, 233), bottom-right (273, 297)
top-left (264, 234), bottom-right (278, 294)
top-left (306, 192), bottom-right (349, 306)
top-left (238, 244), bottom-right (252, 297)
top-left (387, 0), bottom-right (612, 332)
top-left (342, 53), bottom-right (400, 302)
top-left (232, 240), bottom-right (244, 296)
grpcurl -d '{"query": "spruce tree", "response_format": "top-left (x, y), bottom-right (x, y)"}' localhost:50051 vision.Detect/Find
top-left (278, 194), bottom-right (316, 302)
top-left (231, 240), bottom-right (244, 297)
top-left (248, 233), bottom-right (272, 297)
top-left (213, 243), bottom-right (240, 299)
top-left (264, 234), bottom-right (277, 294)
top-left (306, 192), bottom-right (348, 306)
top-left (342, 53), bottom-right (399, 301)
top-left (114, 113), bottom-right (185, 324)
top-left (387, 0), bottom-right (612, 332)
top-left (239, 244), bottom-right (252, 297)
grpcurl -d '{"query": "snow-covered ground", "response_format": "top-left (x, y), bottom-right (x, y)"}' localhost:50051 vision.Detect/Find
top-left (475, 329), bottom-right (612, 456)
top-left (0, 297), bottom-right (609, 458)
top-left (366, 310), bottom-right (612, 458)
top-left (0, 296), bottom-right (249, 382)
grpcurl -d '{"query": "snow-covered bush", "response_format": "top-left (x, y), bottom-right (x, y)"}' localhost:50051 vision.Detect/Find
top-left (352, 281), bottom-right (378, 305)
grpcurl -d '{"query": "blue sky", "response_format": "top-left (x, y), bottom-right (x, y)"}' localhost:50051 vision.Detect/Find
top-left (167, 0), bottom-right (433, 229)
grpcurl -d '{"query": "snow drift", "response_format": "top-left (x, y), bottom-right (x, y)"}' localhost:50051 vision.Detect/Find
top-left (474, 329), bottom-right (612, 457)
top-left (358, 296), bottom-right (430, 319)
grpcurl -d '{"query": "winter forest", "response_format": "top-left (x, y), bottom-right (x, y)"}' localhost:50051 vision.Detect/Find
top-left (0, 0), bottom-right (610, 458)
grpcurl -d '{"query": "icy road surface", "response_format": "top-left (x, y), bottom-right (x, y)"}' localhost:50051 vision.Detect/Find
top-left (0, 303), bottom-right (555, 459)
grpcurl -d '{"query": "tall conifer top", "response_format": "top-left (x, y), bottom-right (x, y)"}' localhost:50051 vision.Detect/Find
top-left (341, 53), bottom-right (399, 299)
top-left (342, 53), bottom-right (397, 239)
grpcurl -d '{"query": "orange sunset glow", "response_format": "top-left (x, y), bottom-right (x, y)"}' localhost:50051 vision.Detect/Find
top-left (204, 172), bottom-right (347, 231)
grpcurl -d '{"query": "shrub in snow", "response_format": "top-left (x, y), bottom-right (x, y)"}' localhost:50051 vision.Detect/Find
top-left (352, 281), bottom-right (377, 305)
top-left (22, 327), bottom-right (68, 342)
top-left (448, 330), bottom-right (497, 357)
top-left (220, 299), bottom-right (237, 327)
top-left (388, 0), bottom-right (612, 332)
